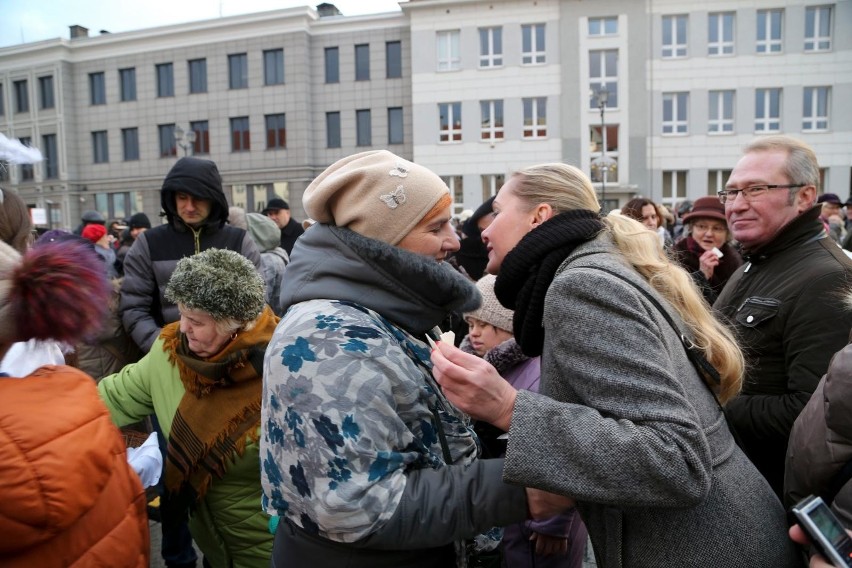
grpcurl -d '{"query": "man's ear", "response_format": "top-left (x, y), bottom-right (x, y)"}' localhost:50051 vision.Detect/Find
top-left (797, 185), bottom-right (818, 213)
top-left (530, 203), bottom-right (555, 228)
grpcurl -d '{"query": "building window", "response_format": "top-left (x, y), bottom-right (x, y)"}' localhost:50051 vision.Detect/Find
top-left (708, 90), bottom-right (734, 134)
top-left (158, 124), bottom-right (176, 157)
top-left (326, 111), bottom-right (341, 148)
top-left (42, 134), bottom-right (58, 179)
top-left (122, 128), bottom-right (139, 161)
top-left (661, 15), bottom-right (688, 58)
top-left (757, 9), bottom-right (783, 54)
top-left (325, 47), bottom-right (339, 83)
top-left (523, 97), bottom-right (547, 139)
top-left (388, 107), bottom-right (403, 145)
top-left (92, 130), bottom-right (109, 163)
top-left (662, 92), bottom-right (688, 134)
top-left (439, 102), bottom-right (462, 142)
top-left (355, 44), bottom-right (370, 81)
top-left (803, 86), bottom-right (829, 131)
top-left (117, 68), bottom-right (135, 102)
top-left (755, 88), bottom-right (781, 132)
top-left (229, 54), bottom-right (248, 89)
top-left (521, 24), bottom-right (546, 64)
top-left (263, 49), bottom-right (284, 86)
top-left (190, 120), bottom-right (210, 154)
top-left (156, 63), bottom-right (174, 97)
top-left (708, 170), bottom-right (732, 197)
top-left (805, 6), bottom-right (832, 52)
top-left (19, 137), bottom-right (33, 180)
top-left (589, 49), bottom-right (618, 110)
top-left (442, 176), bottom-right (464, 214)
top-left (708, 12), bottom-right (734, 56)
top-left (479, 27), bottom-right (503, 68)
top-left (589, 124), bottom-right (619, 184)
top-left (662, 171), bottom-right (688, 209)
top-left (386, 41), bottom-right (402, 79)
top-left (265, 114), bottom-right (286, 149)
top-left (0, 161), bottom-right (9, 182)
top-left (13, 80), bottom-right (28, 113)
top-left (437, 30), bottom-right (460, 72)
top-left (38, 76), bottom-right (55, 109)
top-left (89, 72), bottom-right (106, 105)
top-left (588, 17), bottom-right (618, 36)
top-left (480, 100), bottom-right (504, 141)
top-left (481, 174), bottom-right (504, 202)
top-left (0, 83), bottom-right (4, 116)
top-left (189, 59), bottom-right (207, 93)
top-left (356, 109), bottom-right (372, 146)
top-left (230, 116), bottom-right (251, 151)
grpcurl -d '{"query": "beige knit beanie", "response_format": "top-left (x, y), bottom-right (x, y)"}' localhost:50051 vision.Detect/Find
top-left (464, 274), bottom-right (514, 333)
top-left (302, 150), bottom-right (450, 245)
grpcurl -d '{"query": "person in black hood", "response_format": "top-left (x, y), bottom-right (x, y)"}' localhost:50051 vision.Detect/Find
top-left (119, 157), bottom-right (261, 353)
top-left (451, 196), bottom-right (494, 281)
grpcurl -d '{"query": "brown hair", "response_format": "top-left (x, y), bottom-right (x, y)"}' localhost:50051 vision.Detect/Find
top-left (0, 188), bottom-right (33, 253)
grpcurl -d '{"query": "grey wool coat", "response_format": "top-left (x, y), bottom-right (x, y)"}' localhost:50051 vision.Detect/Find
top-left (503, 235), bottom-right (803, 568)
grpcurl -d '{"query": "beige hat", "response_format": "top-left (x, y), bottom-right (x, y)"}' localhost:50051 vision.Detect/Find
top-left (464, 274), bottom-right (514, 333)
top-left (303, 150), bottom-right (450, 245)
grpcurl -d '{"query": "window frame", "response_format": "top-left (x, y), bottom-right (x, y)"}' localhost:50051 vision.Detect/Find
top-left (228, 53), bottom-right (249, 90)
top-left (708, 12), bottom-right (735, 56)
top-left (661, 14), bottom-right (688, 58)
top-left (156, 63), bottom-right (174, 98)
top-left (588, 17), bottom-right (618, 36)
top-left (89, 72), bottom-right (106, 105)
top-left (265, 113), bottom-right (287, 149)
top-left (263, 49), bottom-right (284, 86)
top-left (522, 97), bottom-right (547, 139)
top-left (804, 5), bottom-right (832, 52)
top-left (588, 49), bottom-right (619, 110)
top-left (708, 90), bottom-right (734, 134)
top-left (479, 100), bottom-right (504, 141)
top-left (521, 23), bottom-right (546, 65)
top-left (158, 124), bottom-right (176, 157)
top-left (91, 130), bottom-right (109, 164)
top-left (386, 41), bottom-right (402, 79)
top-left (437, 30), bottom-right (461, 72)
top-left (13, 80), bottom-right (28, 113)
top-left (42, 133), bottom-right (58, 178)
top-left (19, 137), bottom-right (34, 180)
top-left (119, 68), bottom-right (136, 102)
top-left (478, 27), bottom-right (503, 68)
top-left (188, 59), bottom-right (208, 94)
top-left (662, 92), bottom-right (689, 135)
top-left (755, 88), bottom-right (782, 133)
top-left (190, 120), bottom-right (210, 155)
top-left (756, 9), bottom-right (783, 54)
top-left (325, 47), bottom-right (340, 84)
top-left (802, 86), bottom-right (829, 131)
top-left (230, 116), bottom-right (251, 152)
top-left (355, 44), bottom-right (370, 81)
top-left (326, 111), bottom-right (341, 148)
top-left (356, 109), bottom-right (372, 147)
top-left (39, 75), bottom-right (55, 109)
top-left (388, 107), bottom-right (404, 145)
top-left (122, 127), bottom-right (139, 161)
top-left (439, 102), bottom-right (462, 143)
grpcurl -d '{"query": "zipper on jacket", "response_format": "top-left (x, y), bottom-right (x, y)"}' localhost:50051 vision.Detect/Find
top-left (192, 226), bottom-right (202, 254)
top-left (744, 261), bottom-right (751, 273)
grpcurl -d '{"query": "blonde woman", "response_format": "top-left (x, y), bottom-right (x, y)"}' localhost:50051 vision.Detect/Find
top-left (431, 163), bottom-right (803, 567)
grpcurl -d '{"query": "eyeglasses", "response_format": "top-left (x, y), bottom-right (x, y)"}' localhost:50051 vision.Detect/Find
top-left (692, 223), bottom-right (727, 234)
top-left (717, 184), bottom-right (805, 204)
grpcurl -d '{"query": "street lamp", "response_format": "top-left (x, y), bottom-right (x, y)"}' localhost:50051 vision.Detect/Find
top-left (596, 87), bottom-right (609, 211)
top-left (174, 125), bottom-right (196, 157)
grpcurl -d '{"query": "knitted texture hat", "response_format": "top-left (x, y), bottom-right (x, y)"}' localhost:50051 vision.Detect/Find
top-left (81, 223), bottom-right (107, 243)
top-left (303, 150), bottom-right (450, 245)
top-left (164, 249), bottom-right (265, 322)
top-left (464, 274), bottom-right (514, 333)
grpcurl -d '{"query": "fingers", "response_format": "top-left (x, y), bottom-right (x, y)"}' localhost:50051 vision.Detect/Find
top-left (789, 524), bottom-right (809, 546)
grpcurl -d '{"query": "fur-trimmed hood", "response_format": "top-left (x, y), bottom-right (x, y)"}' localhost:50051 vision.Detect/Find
top-left (280, 224), bottom-right (480, 334)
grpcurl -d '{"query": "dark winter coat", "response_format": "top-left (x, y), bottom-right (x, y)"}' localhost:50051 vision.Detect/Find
top-left (714, 205), bottom-right (852, 495)
top-left (672, 236), bottom-right (742, 303)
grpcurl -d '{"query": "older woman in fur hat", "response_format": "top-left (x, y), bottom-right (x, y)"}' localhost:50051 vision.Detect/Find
top-left (98, 248), bottom-right (279, 567)
top-left (261, 150), bottom-right (553, 567)
top-left (672, 196), bottom-right (743, 303)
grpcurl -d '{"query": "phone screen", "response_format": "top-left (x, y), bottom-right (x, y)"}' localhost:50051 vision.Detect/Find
top-left (810, 502), bottom-right (850, 550)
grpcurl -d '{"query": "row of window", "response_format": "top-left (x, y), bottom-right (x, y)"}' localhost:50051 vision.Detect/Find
top-left (661, 5), bottom-right (833, 58)
top-left (0, 42), bottom-right (403, 114)
top-left (436, 23), bottom-right (546, 72)
top-left (662, 86), bottom-right (831, 135)
top-left (437, 97), bottom-right (548, 142)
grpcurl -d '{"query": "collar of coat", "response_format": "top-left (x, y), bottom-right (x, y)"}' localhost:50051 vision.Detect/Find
top-left (281, 224), bottom-right (480, 335)
top-left (742, 205), bottom-right (825, 261)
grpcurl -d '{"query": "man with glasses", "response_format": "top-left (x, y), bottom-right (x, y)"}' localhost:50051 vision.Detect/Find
top-left (713, 135), bottom-right (852, 497)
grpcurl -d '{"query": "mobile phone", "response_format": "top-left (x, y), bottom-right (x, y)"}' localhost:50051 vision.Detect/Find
top-left (791, 495), bottom-right (852, 567)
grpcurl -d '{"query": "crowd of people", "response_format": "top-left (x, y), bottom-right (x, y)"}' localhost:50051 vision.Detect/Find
top-left (2, 133), bottom-right (852, 568)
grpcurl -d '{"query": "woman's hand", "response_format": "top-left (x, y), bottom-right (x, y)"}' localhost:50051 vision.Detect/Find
top-left (698, 249), bottom-right (720, 280)
top-left (430, 340), bottom-right (517, 431)
top-left (529, 532), bottom-right (569, 557)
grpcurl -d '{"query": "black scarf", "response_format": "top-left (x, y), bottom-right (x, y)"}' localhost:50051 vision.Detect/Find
top-left (494, 210), bottom-right (605, 356)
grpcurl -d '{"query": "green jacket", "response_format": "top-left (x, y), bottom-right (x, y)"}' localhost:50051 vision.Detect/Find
top-left (98, 337), bottom-right (272, 568)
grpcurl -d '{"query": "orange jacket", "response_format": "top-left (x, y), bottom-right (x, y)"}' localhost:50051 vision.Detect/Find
top-left (0, 365), bottom-right (149, 567)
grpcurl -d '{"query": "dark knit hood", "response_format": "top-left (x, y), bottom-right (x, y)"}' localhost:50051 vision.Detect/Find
top-left (161, 157), bottom-right (229, 230)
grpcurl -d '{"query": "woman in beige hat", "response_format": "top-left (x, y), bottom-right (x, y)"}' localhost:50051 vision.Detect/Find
top-left (261, 150), bottom-right (551, 567)
top-left (672, 195), bottom-right (743, 303)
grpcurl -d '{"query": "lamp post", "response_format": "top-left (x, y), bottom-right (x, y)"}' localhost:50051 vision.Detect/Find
top-left (174, 125), bottom-right (196, 157)
top-left (596, 88), bottom-right (609, 211)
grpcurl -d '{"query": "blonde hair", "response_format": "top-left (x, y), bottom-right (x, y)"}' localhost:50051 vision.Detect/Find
top-left (509, 163), bottom-right (744, 403)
